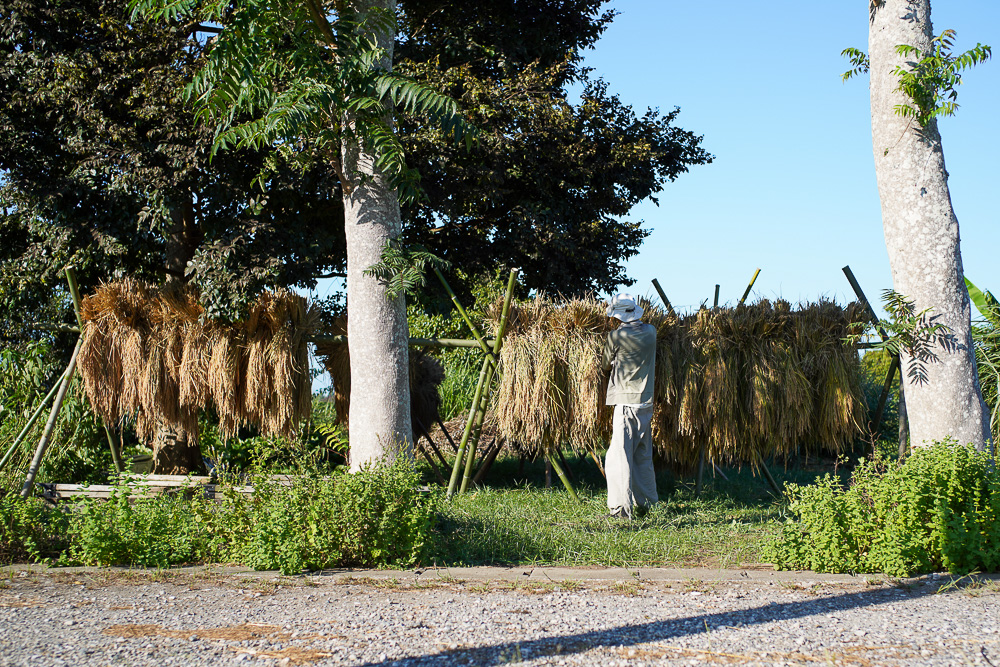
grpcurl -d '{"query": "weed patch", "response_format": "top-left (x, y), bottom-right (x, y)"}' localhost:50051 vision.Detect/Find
top-left (767, 441), bottom-right (1000, 576)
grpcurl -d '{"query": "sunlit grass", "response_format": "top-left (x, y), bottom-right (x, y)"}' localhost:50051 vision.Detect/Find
top-left (429, 454), bottom-right (838, 568)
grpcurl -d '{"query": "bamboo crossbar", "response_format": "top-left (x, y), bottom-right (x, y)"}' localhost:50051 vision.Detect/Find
top-left (309, 335), bottom-right (496, 348)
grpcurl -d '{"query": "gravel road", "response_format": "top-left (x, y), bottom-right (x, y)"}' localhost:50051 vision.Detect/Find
top-left (1, 565), bottom-right (997, 666)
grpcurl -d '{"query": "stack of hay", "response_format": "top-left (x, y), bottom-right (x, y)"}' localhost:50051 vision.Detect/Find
top-left (314, 317), bottom-right (445, 437)
top-left (489, 295), bottom-right (868, 468)
top-left (78, 280), bottom-right (317, 444)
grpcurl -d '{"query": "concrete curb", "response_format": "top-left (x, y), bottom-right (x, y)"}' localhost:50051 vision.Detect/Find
top-left (6, 563), bottom-right (995, 587)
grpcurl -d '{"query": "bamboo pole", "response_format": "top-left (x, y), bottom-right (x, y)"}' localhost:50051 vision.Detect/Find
top-left (447, 356), bottom-right (490, 497)
top-left (546, 452), bottom-right (580, 502)
top-left (64, 267), bottom-right (124, 474)
top-left (842, 265), bottom-right (898, 447)
top-left (459, 362), bottom-right (495, 493)
top-left (309, 335), bottom-right (497, 348)
top-left (432, 267), bottom-right (498, 366)
top-left (459, 268), bottom-right (518, 493)
top-left (20, 338), bottom-right (83, 498)
top-left (694, 446), bottom-right (707, 497)
top-left (650, 279), bottom-right (675, 316)
top-left (753, 450), bottom-right (783, 498)
top-left (739, 268), bottom-right (761, 304)
top-left (0, 379), bottom-right (62, 474)
top-left (589, 450), bottom-right (607, 479)
top-left (471, 437), bottom-right (502, 486)
top-left (435, 417), bottom-right (459, 453)
top-left (842, 265), bottom-right (890, 340)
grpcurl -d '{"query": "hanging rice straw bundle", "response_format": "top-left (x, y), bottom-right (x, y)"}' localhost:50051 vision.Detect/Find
top-left (78, 281), bottom-right (317, 444)
top-left (490, 293), bottom-right (868, 469)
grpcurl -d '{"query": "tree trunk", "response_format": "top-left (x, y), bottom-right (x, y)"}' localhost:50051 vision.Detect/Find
top-left (341, 0), bottom-right (413, 470)
top-left (152, 193), bottom-right (204, 474)
top-left (868, 0), bottom-right (990, 451)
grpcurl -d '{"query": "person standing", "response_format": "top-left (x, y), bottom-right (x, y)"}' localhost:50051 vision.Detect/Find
top-left (603, 293), bottom-right (658, 518)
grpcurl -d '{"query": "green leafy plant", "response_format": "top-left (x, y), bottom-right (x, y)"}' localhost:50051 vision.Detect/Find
top-left (965, 277), bottom-right (1000, 443)
top-left (64, 481), bottom-right (218, 568)
top-left (0, 493), bottom-right (69, 564)
top-left (364, 240), bottom-right (451, 301)
top-left (850, 290), bottom-right (953, 386)
top-left (767, 440), bottom-right (1000, 576)
top-left (842, 30), bottom-right (991, 127)
top-left (222, 459), bottom-right (439, 574)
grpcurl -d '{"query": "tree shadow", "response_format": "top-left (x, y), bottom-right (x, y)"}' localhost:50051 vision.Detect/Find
top-left (354, 580), bottom-right (941, 666)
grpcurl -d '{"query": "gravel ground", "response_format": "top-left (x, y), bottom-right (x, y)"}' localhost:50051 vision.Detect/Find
top-left (1, 566), bottom-right (998, 666)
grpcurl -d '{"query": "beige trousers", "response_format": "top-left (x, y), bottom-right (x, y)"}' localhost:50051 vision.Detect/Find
top-left (606, 404), bottom-right (658, 517)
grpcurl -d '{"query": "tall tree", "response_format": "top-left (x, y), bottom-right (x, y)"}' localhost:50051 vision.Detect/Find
top-left (866, 0), bottom-right (990, 450)
top-left (1, 0), bottom-right (348, 472)
top-left (132, 0), bottom-right (469, 468)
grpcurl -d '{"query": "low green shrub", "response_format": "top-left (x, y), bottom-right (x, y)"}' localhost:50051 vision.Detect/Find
top-left (767, 440), bottom-right (1000, 576)
top-left (0, 492), bottom-right (68, 563)
top-left (65, 485), bottom-right (218, 568)
top-left (2, 460), bottom-right (436, 573)
top-left (223, 460), bottom-right (439, 574)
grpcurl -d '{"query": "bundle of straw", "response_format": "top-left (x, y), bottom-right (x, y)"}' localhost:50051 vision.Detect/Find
top-left (489, 295), bottom-right (868, 468)
top-left (489, 295), bottom-right (615, 457)
top-left (314, 316), bottom-right (445, 438)
top-left (78, 281), bottom-right (317, 444)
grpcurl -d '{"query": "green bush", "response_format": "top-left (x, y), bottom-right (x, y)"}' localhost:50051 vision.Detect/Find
top-left (65, 484), bottom-right (218, 568)
top-left (0, 492), bottom-right (68, 563)
top-left (220, 460), bottom-right (439, 574)
top-left (767, 440), bottom-right (1000, 576)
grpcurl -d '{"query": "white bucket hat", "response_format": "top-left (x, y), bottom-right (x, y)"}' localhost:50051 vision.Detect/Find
top-left (606, 293), bottom-right (643, 323)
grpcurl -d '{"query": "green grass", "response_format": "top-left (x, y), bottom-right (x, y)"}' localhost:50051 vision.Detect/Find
top-left (429, 453), bottom-right (841, 568)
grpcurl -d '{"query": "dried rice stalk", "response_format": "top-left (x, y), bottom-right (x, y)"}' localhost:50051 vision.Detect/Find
top-left (78, 281), bottom-right (317, 444)
top-left (488, 294), bottom-right (868, 469)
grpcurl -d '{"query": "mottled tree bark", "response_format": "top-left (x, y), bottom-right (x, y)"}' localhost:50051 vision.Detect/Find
top-left (341, 0), bottom-right (413, 470)
top-left (869, 0), bottom-right (990, 450)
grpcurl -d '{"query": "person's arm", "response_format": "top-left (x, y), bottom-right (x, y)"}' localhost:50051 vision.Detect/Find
top-left (602, 332), bottom-right (615, 372)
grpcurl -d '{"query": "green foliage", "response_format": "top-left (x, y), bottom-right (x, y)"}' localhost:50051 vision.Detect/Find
top-left (966, 277), bottom-right (1000, 440)
top-left (2, 460), bottom-right (437, 572)
top-left (858, 349), bottom-right (899, 442)
top-left (217, 461), bottom-right (439, 574)
top-left (892, 30), bottom-right (991, 126)
top-left (364, 240), bottom-right (450, 301)
top-left (0, 342), bottom-right (111, 492)
top-left (767, 441), bottom-right (1000, 576)
top-left (130, 0), bottom-right (470, 206)
top-left (0, 494), bottom-right (69, 564)
top-left (842, 30), bottom-right (991, 127)
top-left (851, 290), bottom-right (953, 386)
top-left (65, 483), bottom-right (217, 568)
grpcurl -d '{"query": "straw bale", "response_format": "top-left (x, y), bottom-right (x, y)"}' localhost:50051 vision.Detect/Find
top-left (77, 281), bottom-right (317, 444)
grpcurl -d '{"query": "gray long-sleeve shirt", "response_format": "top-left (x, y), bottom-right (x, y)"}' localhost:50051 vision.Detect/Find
top-left (602, 321), bottom-right (656, 406)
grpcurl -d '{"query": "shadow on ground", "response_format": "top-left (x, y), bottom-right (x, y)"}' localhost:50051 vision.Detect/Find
top-left (356, 581), bottom-right (939, 666)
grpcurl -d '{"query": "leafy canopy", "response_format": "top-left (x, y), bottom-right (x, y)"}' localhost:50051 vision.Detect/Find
top-left (129, 0), bottom-right (471, 205)
top-left (842, 29), bottom-right (991, 127)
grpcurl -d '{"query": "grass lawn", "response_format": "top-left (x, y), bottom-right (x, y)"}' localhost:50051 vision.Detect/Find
top-left (429, 453), bottom-right (841, 569)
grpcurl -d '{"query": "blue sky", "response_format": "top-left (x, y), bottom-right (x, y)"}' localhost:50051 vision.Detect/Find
top-left (576, 1), bottom-right (1000, 314)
